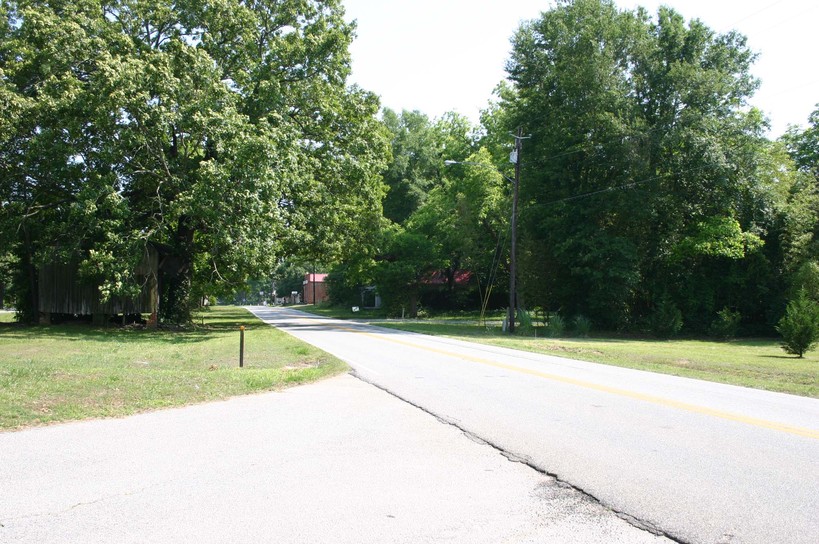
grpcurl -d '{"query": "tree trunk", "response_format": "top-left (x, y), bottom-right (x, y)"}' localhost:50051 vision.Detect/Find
top-left (446, 266), bottom-right (456, 293)
top-left (20, 227), bottom-right (39, 323)
top-left (159, 217), bottom-right (196, 325)
top-left (408, 289), bottom-right (418, 318)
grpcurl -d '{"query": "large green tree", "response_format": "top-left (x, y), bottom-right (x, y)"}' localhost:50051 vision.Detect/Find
top-left (409, 147), bottom-right (509, 308)
top-left (372, 224), bottom-right (442, 317)
top-left (0, 0), bottom-right (389, 323)
top-left (380, 108), bottom-right (475, 224)
top-left (504, 0), bottom-right (782, 331)
top-left (779, 106), bottom-right (819, 280)
top-left (782, 105), bottom-right (819, 180)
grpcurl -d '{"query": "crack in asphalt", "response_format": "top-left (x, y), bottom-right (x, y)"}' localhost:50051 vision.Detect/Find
top-left (0, 486), bottom-right (151, 526)
top-left (350, 369), bottom-right (690, 544)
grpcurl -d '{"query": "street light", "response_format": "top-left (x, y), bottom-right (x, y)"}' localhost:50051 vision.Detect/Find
top-left (444, 145), bottom-right (521, 333)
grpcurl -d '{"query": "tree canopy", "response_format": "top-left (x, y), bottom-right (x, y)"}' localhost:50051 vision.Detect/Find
top-left (0, 0), bottom-right (389, 323)
top-left (3, 0), bottom-right (816, 341)
top-left (499, 0), bottom-right (795, 332)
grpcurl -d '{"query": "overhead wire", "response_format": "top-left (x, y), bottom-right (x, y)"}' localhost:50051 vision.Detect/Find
top-left (479, 215), bottom-right (510, 326)
top-left (537, 166), bottom-right (710, 206)
top-left (728, 0), bottom-right (789, 27)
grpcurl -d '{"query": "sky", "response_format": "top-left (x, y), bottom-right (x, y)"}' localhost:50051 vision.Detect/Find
top-left (342, 0), bottom-right (818, 137)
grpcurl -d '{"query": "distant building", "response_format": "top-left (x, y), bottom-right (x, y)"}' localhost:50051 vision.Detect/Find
top-left (360, 286), bottom-right (382, 309)
top-left (303, 273), bottom-right (329, 304)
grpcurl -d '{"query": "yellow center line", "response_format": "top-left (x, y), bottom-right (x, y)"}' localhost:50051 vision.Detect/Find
top-left (333, 324), bottom-right (819, 440)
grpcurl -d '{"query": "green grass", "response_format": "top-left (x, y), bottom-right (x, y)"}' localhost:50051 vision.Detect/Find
top-left (300, 303), bottom-right (389, 320)
top-left (0, 306), bottom-right (347, 430)
top-left (363, 320), bottom-right (818, 398)
top-left (299, 304), bottom-right (508, 323)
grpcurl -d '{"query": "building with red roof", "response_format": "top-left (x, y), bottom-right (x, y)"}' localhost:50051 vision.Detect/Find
top-left (303, 273), bottom-right (329, 304)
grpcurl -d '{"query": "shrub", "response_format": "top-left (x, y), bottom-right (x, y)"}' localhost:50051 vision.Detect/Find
top-left (573, 315), bottom-right (592, 337)
top-left (709, 307), bottom-right (741, 339)
top-left (516, 309), bottom-right (536, 336)
top-left (545, 313), bottom-right (566, 337)
top-left (776, 289), bottom-right (819, 358)
top-left (649, 295), bottom-right (683, 338)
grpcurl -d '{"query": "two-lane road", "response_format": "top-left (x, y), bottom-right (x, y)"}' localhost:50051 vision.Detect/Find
top-left (249, 306), bottom-right (819, 544)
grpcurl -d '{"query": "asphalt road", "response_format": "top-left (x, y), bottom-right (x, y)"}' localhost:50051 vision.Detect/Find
top-left (248, 306), bottom-right (819, 544)
top-left (1, 375), bottom-right (667, 543)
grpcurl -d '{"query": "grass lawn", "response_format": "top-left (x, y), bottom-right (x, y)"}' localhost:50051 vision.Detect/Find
top-left (300, 304), bottom-right (507, 323)
top-left (0, 306), bottom-right (347, 430)
top-left (298, 306), bottom-right (817, 398)
top-left (377, 322), bottom-right (818, 398)
top-left (300, 303), bottom-right (389, 320)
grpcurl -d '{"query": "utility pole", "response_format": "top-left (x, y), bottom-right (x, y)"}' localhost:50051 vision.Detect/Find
top-left (509, 127), bottom-right (524, 334)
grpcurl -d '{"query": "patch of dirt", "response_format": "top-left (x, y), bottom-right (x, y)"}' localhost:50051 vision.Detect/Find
top-left (283, 361), bottom-right (318, 370)
top-left (543, 344), bottom-right (604, 356)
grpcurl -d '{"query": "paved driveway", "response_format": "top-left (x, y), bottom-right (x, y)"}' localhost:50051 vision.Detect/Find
top-left (1, 374), bottom-right (667, 543)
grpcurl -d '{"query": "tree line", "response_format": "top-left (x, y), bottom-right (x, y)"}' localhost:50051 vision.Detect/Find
top-left (328, 0), bottom-right (819, 342)
top-left (2, 0), bottom-right (817, 344)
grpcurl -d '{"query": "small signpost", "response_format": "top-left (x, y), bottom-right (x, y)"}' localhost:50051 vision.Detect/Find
top-left (239, 326), bottom-right (245, 368)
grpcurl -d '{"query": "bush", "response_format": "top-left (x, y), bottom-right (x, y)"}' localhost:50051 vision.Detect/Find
top-left (776, 289), bottom-right (819, 358)
top-left (573, 315), bottom-right (592, 337)
top-left (517, 309), bottom-right (535, 335)
top-left (649, 295), bottom-right (683, 338)
top-left (709, 307), bottom-right (741, 339)
top-left (790, 261), bottom-right (819, 302)
top-left (545, 313), bottom-right (566, 337)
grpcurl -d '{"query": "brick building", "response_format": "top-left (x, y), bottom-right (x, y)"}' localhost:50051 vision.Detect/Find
top-left (303, 273), bottom-right (329, 304)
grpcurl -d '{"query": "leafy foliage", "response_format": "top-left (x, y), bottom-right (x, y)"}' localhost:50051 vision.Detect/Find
top-left (674, 217), bottom-right (763, 260)
top-left (573, 315), bottom-right (592, 337)
top-left (649, 295), bottom-right (683, 338)
top-left (0, 0), bottom-right (388, 323)
top-left (709, 307), bottom-right (742, 339)
top-left (380, 108), bottom-right (476, 224)
top-left (335, 112), bottom-right (508, 316)
top-left (409, 147), bottom-right (509, 304)
top-left (373, 226), bottom-right (443, 317)
top-left (544, 312), bottom-right (566, 338)
top-left (782, 106), bottom-right (819, 180)
top-left (272, 262), bottom-right (310, 301)
top-left (777, 289), bottom-right (819, 358)
top-left (501, 0), bottom-right (791, 332)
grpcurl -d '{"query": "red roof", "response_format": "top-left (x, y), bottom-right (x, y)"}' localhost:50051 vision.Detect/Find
top-left (304, 273), bottom-right (329, 283)
top-left (421, 270), bottom-right (473, 286)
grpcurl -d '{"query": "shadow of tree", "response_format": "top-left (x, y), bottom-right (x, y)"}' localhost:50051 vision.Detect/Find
top-left (0, 308), bottom-right (266, 344)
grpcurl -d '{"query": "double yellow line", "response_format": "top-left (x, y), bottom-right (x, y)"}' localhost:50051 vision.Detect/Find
top-left (334, 324), bottom-right (819, 440)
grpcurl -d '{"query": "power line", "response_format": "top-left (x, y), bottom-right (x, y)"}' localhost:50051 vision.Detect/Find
top-left (539, 164), bottom-right (714, 206)
top-left (728, 0), bottom-right (789, 27)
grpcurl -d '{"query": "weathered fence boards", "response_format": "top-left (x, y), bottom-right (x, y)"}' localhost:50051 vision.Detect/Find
top-left (38, 249), bottom-right (158, 316)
